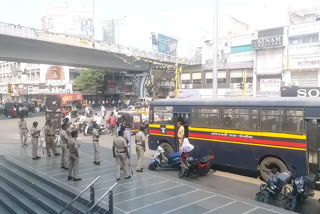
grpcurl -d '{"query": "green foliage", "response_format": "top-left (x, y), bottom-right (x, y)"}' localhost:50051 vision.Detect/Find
top-left (73, 69), bottom-right (109, 92)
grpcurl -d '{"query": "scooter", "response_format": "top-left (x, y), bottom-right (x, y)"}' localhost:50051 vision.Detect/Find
top-left (283, 170), bottom-right (320, 211)
top-left (255, 166), bottom-right (292, 204)
top-left (148, 143), bottom-right (181, 170)
top-left (178, 154), bottom-right (214, 178)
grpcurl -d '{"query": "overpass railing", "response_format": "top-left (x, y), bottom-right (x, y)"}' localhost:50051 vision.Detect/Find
top-left (0, 22), bottom-right (193, 64)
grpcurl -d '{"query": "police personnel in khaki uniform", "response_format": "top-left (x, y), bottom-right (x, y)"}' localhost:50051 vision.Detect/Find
top-left (60, 124), bottom-right (69, 169)
top-left (18, 116), bottom-right (28, 147)
top-left (177, 121), bottom-right (185, 150)
top-left (113, 130), bottom-right (131, 180)
top-left (44, 120), bottom-right (60, 157)
top-left (135, 126), bottom-right (146, 172)
top-left (92, 123), bottom-right (100, 165)
top-left (68, 130), bottom-right (81, 181)
top-left (30, 122), bottom-right (41, 160)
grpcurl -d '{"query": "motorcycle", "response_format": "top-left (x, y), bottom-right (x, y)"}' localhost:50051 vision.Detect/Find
top-left (148, 143), bottom-right (181, 170)
top-left (255, 166), bottom-right (292, 204)
top-left (178, 154), bottom-right (214, 178)
top-left (84, 123), bottom-right (105, 136)
top-left (283, 170), bottom-right (320, 211)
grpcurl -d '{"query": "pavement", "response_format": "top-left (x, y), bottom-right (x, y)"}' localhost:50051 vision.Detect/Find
top-left (0, 113), bottom-right (318, 214)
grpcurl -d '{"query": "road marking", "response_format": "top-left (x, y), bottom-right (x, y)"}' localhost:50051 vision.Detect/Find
top-left (126, 189), bottom-right (199, 213)
top-left (200, 201), bottom-right (237, 214)
top-left (78, 172), bottom-right (117, 183)
top-left (241, 207), bottom-right (259, 214)
top-left (51, 164), bottom-right (115, 177)
top-left (114, 179), bottom-right (169, 195)
top-left (115, 184), bottom-right (184, 205)
top-left (161, 195), bottom-right (217, 214)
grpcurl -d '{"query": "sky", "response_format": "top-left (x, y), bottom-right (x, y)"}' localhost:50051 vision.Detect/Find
top-left (0, 0), bottom-right (320, 57)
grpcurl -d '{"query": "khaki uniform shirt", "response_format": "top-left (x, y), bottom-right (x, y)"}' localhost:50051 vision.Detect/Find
top-left (178, 126), bottom-right (185, 139)
top-left (60, 130), bottom-right (69, 145)
top-left (69, 138), bottom-right (79, 155)
top-left (44, 125), bottom-right (55, 138)
top-left (30, 127), bottom-right (40, 138)
top-left (18, 120), bottom-right (27, 130)
top-left (92, 128), bottom-right (100, 142)
top-left (113, 136), bottom-right (127, 153)
top-left (135, 131), bottom-right (145, 147)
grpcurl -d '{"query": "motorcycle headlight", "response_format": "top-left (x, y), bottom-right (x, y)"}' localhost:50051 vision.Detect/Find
top-left (270, 183), bottom-right (277, 190)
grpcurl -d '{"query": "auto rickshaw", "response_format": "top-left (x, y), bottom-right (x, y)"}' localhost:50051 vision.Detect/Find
top-left (117, 111), bottom-right (143, 134)
top-left (61, 103), bottom-right (78, 118)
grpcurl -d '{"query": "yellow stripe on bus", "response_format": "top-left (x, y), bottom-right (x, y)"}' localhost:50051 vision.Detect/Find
top-left (166, 125), bottom-right (175, 129)
top-left (189, 127), bottom-right (306, 140)
top-left (189, 137), bottom-right (306, 151)
top-left (149, 124), bottom-right (160, 128)
top-left (149, 133), bottom-right (175, 137)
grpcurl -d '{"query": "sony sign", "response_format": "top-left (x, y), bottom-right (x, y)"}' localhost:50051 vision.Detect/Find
top-left (281, 87), bottom-right (320, 97)
top-left (252, 36), bottom-right (283, 49)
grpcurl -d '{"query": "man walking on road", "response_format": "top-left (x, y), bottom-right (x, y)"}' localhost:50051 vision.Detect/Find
top-left (18, 116), bottom-right (28, 147)
top-left (92, 123), bottom-right (100, 165)
top-left (60, 124), bottom-right (69, 169)
top-left (113, 130), bottom-right (131, 180)
top-left (30, 121), bottom-right (41, 160)
top-left (68, 130), bottom-right (81, 182)
top-left (107, 112), bottom-right (115, 136)
top-left (44, 120), bottom-right (60, 157)
top-left (135, 126), bottom-right (146, 172)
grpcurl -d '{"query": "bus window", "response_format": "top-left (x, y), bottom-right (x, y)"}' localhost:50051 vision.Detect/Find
top-left (281, 109), bottom-right (304, 134)
top-left (223, 108), bottom-right (239, 129)
top-left (191, 108), bottom-right (221, 128)
top-left (239, 109), bottom-right (259, 131)
top-left (153, 106), bottom-right (173, 124)
top-left (261, 109), bottom-right (281, 132)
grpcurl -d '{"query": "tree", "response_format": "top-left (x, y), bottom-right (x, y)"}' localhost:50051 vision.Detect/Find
top-left (73, 69), bottom-right (109, 93)
top-left (144, 69), bottom-right (168, 98)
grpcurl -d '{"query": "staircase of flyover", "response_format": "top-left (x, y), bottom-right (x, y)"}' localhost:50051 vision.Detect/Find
top-left (0, 156), bottom-right (116, 214)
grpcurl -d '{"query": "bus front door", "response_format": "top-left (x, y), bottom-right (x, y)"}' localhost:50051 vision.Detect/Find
top-left (306, 119), bottom-right (320, 173)
top-left (173, 113), bottom-right (190, 152)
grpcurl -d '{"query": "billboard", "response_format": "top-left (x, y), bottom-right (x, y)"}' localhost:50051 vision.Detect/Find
top-left (158, 34), bottom-right (178, 55)
top-left (41, 5), bottom-right (93, 38)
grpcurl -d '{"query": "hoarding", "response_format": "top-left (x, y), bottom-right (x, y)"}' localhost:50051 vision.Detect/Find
top-left (158, 34), bottom-right (178, 55)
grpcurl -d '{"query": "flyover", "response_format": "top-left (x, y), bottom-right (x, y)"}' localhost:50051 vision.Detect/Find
top-left (0, 22), bottom-right (184, 71)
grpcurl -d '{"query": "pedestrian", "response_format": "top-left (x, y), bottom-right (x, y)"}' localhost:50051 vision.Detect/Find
top-left (85, 105), bottom-right (90, 117)
top-left (68, 130), bottom-right (81, 181)
top-left (107, 112), bottom-right (115, 136)
top-left (18, 104), bottom-right (23, 117)
top-left (113, 130), bottom-right (131, 180)
top-left (92, 123), bottom-right (100, 165)
top-left (177, 121), bottom-right (185, 150)
top-left (180, 138), bottom-right (194, 169)
top-left (101, 105), bottom-right (106, 117)
top-left (18, 116), bottom-right (28, 147)
top-left (30, 121), bottom-right (41, 160)
top-left (135, 126), bottom-right (146, 172)
top-left (44, 119), bottom-right (60, 157)
top-left (60, 124), bottom-right (69, 169)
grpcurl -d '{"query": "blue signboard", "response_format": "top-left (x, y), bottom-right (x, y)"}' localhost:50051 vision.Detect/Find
top-left (158, 34), bottom-right (178, 55)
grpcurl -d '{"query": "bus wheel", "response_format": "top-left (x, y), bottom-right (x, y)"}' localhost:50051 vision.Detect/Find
top-left (260, 157), bottom-right (288, 181)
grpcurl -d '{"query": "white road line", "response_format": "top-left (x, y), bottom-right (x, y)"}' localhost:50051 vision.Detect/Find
top-left (95, 176), bottom-right (159, 193)
top-left (241, 207), bottom-right (259, 214)
top-left (114, 179), bottom-right (169, 195)
top-left (201, 201), bottom-right (237, 214)
top-left (50, 164), bottom-right (115, 177)
top-left (115, 184), bottom-right (184, 205)
top-left (127, 189), bottom-right (199, 213)
top-left (79, 172), bottom-right (117, 183)
top-left (161, 195), bottom-right (217, 214)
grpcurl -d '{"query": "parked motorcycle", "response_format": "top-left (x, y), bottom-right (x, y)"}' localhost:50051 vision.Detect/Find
top-left (148, 143), bottom-right (181, 171)
top-left (255, 167), bottom-right (292, 204)
top-left (178, 154), bottom-right (214, 178)
top-left (283, 170), bottom-right (320, 211)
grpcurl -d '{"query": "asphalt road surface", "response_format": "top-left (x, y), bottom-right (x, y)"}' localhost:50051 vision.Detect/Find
top-left (0, 112), bottom-right (319, 214)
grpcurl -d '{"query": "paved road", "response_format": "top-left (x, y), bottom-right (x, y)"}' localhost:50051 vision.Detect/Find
top-left (0, 114), bottom-right (319, 213)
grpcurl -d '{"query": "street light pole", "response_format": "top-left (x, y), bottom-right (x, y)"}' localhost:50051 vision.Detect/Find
top-left (212, 0), bottom-right (218, 98)
top-left (92, 0), bottom-right (95, 40)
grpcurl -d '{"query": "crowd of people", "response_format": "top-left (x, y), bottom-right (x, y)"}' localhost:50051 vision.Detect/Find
top-left (17, 109), bottom-right (147, 182)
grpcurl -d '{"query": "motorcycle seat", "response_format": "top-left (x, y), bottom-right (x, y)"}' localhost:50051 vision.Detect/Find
top-left (304, 174), bottom-right (316, 184)
top-left (276, 172), bottom-right (291, 183)
top-left (167, 152), bottom-right (180, 160)
top-left (200, 155), bottom-right (211, 164)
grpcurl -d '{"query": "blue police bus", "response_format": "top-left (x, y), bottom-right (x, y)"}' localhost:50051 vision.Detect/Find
top-left (148, 97), bottom-right (320, 180)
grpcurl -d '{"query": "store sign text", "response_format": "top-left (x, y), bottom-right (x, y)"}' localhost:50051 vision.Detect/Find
top-left (252, 36), bottom-right (283, 49)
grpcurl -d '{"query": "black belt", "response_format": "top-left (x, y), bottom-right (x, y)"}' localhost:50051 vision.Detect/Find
top-left (33, 137), bottom-right (39, 138)
top-left (117, 151), bottom-right (126, 153)
top-left (20, 129), bottom-right (27, 130)
top-left (47, 135), bottom-right (54, 137)
top-left (136, 144), bottom-right (143, 146)
top-left (93, 140), bottom-right (99, 142)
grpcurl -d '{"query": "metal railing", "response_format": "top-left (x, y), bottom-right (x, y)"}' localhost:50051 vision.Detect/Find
top-left (59, 176), bottom-right (100, 214)
top-left (85, 182), bottom-right (117, 214)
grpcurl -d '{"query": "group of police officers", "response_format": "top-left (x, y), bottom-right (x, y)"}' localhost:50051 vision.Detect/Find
top-left (18, 112), bottom-right (147, 182)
